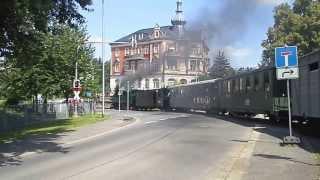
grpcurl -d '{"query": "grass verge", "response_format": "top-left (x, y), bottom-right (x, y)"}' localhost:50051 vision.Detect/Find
top-left (0, 100), bottom-right (5, 108)
top-left (316, 153), bottom-right (320, 162)
top-left (0, 114), bottom-right (110, 144)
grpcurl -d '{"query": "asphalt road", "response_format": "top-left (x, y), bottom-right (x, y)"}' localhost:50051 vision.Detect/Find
top-left (0, 111), bottom-right (254, 180)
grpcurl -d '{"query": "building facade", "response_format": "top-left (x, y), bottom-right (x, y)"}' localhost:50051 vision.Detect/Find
top-left (109, 0), bottom-right (209, 94)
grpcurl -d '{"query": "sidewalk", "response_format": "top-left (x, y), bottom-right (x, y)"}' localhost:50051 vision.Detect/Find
top-left (0, 110), bottom-right (136, 166)
top-left (229, 124), bottom-right (320, 180)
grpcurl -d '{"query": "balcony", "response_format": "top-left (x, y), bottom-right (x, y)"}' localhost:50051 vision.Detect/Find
top-left (125, 54), bottom-right (146, 61)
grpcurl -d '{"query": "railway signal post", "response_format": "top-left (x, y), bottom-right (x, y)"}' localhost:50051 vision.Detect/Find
top-left (275, 45), bottom-right (300, 144)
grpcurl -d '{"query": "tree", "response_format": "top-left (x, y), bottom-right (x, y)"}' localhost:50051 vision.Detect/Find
top-left (84, 58), bottom-right (110, 98)
top-left (260, 1), bottom-right (320, 67)
top-left (236, 67), bottom-right (256, 74)
top-left (209, 50), bottom-right (234, 79)
top-left (0, 25), bottom-right (95, 104)
top-left (0, 0), bottom-right (92, 57)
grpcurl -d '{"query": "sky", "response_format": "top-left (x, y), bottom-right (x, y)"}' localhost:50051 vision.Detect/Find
top-left (81, 0), bottom-right (291, 68)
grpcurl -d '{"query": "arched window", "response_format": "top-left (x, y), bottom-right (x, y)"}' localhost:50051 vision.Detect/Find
top-left (153, 79), bottom-right (160, 89)
top-left (145, 79), bottom-right (149, 89)
top-left (114, 60), bottom-right (120, 72)
top-left (180, 79), bottom-right (187, 84)
top-left (168, 79), bottom-right (177, 86)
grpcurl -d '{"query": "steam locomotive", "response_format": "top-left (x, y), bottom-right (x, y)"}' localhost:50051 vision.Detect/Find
top-left (112, 50), bottom-right (320, 124)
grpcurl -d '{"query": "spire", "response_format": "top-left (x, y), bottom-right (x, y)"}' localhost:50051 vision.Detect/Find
top-left (171, 0), bottom-right (186, 38)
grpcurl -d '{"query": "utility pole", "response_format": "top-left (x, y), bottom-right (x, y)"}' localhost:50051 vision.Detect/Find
top-left (74, 61), bottom-right (78, 117)
top-left (101, 0), bottom-right (105, 117)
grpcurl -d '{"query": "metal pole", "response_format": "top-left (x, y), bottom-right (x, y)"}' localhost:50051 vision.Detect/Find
top-left (75, 62), bottom-right (78, 80)
top-left (101, 0), bottom-right (105, 117)
top-left (74, 47), bottom-right (79, 117)
top-left (287, 79), bottom-right (292, 137)
top-left (119, 80), bottom-right (121, 112)
top-left (127, 81), bottom-right (130, 112)
top-left (118, 90), bottom-right (121, 112)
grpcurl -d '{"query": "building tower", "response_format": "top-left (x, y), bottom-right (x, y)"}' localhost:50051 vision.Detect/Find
top-left (171, 0), bottom-right (186, 38)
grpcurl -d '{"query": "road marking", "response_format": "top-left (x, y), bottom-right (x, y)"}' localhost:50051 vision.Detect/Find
top-left (145, 121), bottom-right (158, 124)
top-left (64, 118), bottom-right (140, 146)
top-left (159, 118), bottom-right (168, 121)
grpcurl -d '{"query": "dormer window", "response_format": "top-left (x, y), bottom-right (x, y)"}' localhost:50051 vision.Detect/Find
top-left (153, 24), bottom-right (161, 39)
top-left (155, 31), bottom-right (160, 38)
top-left (138, 33), bottom-right (144, 40)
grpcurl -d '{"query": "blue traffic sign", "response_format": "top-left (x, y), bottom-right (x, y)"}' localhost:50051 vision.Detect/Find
top-left (275, 46), bottom-right (298, 68)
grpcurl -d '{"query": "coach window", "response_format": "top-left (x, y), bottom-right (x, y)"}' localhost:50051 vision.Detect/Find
top-left (145, 79), bottom-right (149, 89)
top-left (232, 79), bottom-right (237, 93)
top-left (246, 76), bottom-right (251, 92)
top-left (309, 62), bottom-right (319, 72)
top-left (180, 88), bottom-right (184, 95)
top-left (227, 80), bottom-right (231, 94)
top-left (264, 72), bottom-right (270, 92)
top-left (239, 78), bottom-right (244, 92)
top-left (254, 75), bottom-right (260, 91)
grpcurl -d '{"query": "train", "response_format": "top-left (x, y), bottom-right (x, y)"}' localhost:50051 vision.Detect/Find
top-left (112, 50), bottom-right (320, 125)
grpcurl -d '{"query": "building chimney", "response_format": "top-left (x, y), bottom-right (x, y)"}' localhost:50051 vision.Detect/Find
top-left (171, 0), bottom-right (186, 38)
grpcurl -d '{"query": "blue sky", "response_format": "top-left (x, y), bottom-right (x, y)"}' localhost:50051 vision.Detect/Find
top-left (82, 0), bottom-right (290, 68)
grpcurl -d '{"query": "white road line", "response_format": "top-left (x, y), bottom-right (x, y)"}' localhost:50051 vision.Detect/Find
top-left (159, 118), bottom-right (168, 121)
top-left (64, 118), bottom-right (140, 146)
top-left (145, 121), bottom-right (158, 124)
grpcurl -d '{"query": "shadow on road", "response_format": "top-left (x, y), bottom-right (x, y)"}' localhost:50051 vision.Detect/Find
top-left (0, 128), bottom-right (73, 167)
top-left (166, 110), bottom-right (320, 157)
top-left (254, 153), bottom-right (320, 167)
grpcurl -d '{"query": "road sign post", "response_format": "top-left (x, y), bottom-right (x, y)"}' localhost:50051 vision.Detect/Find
top-left (275, 45), bottom-right (300, 144)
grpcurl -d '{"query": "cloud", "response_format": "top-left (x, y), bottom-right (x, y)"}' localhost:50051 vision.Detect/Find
top-left (223, 46), bottom-right (258, 68)
top-left (256, 0), bottom-right (290, 6)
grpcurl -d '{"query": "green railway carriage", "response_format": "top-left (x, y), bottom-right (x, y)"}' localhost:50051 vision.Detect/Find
top-left (111, 90), bottom-right (136, 109)
top-left (218, 68), bottom-right (288, 119)
top-left (291, 50), bottom-right (320, 123)
top-left (168, 79), bottom-right (219, 112)
top-left (168, 68), bottom-right (288, 120)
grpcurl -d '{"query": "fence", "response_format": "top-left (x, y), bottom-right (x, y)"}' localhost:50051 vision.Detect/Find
top-left (0, 101), bottom-right (97, 133)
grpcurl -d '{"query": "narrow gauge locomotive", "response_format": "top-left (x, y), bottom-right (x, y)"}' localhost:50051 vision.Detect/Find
top-left (111, 88), bottom-right (169, 110)
top-left (168, 68), bottom-right (288, 121)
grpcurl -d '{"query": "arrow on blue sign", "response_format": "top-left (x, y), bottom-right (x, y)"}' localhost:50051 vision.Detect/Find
top-left (275, 46), bottom-right (298, 68)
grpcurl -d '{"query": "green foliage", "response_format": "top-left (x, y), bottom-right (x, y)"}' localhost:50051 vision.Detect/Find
top-left (0, 25), bottom-right (95, 101)
top-left (260, 0), bottom-right (320, 67)
top-left (0, 0), bottom-right (92, 57)
top-left (83, 58), bottom-right (110, 98)
top-left (209, 51), bottom-right (235, 79)
top-left (236, 67), bottom-right (256, 74)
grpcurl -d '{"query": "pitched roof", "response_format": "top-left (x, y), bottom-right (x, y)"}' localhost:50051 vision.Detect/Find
top-left (113, 25), bottom-right (203, 43)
